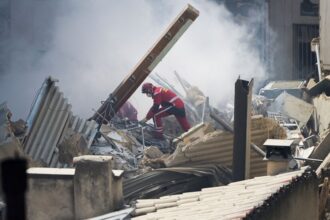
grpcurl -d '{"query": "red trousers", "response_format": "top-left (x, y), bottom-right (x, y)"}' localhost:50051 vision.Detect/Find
top-left (152, 106), bottom-right (191, 137)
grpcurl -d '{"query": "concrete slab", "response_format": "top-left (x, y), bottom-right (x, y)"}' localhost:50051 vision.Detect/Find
top-left (268, 91), bottom-right (314, 126)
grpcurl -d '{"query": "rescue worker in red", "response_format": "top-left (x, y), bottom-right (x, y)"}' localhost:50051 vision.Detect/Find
top-left (140, 82), bottom-right (191, 139)
top-left (117, 101), bottom-right (138, 121)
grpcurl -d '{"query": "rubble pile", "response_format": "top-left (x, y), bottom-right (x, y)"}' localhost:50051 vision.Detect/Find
top-left (2, 73), bottom-right (330, 177)
top-left (2, 66), bottom-right (330, 220)
top-left (4, 3), bottom-right (330, 219)
top-left (90, 125), bottom-right (143, 172)
top-left (2, 72), bottom-right (330, 220)
top-left (1, 74), bottom-right (330, 179)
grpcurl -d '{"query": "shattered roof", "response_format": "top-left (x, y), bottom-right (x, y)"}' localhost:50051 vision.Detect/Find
top-left (131, 167), bottom-right (313, 219)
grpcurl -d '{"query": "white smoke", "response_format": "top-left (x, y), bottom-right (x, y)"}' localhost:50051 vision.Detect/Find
top-left (0, 0), bottom-right (269, 120)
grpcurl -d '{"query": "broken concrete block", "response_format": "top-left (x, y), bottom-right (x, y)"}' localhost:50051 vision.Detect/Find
top-left (309, 130), bottom-right (330, 163)
top-left (139, 147), bottom-right (166, 169)
top-left (58, 133), bottom-right (89, 165)
top-left (313, 93), bottom-right (330, 134)
top-left (111, 170), bottom-right (124, 210)
top-left (268, 91), bottom-right (314, 126)
top-left (9, 119), bottom-right (27, 137)
top-left (101, 125), bottom-right (140, 154)
top-left (144, 146), bottom-right (164, 159)
top-left (308, 75), bottom-right (330, 96)
top-left (73, 155), bottom-right (123, 219)
top-left (258, 80), bottom-right (305, 99)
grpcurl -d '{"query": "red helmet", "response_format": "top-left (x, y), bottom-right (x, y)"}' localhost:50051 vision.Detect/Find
top-left (142, 82), bottom-right (154, 94)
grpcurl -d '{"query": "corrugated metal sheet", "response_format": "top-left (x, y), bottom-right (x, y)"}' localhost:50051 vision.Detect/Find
top-left (165, 117), bottom-right (286, 178)
top-left (23, 77), bottom-right (98, 167)
top-left (123, 165), bottom-right (232, 203)
top-left (131, 167), bottom-right (312, 219)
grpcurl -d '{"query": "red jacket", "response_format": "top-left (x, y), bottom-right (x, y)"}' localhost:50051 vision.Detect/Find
top-left (146, 87), bottom-right (184, 120)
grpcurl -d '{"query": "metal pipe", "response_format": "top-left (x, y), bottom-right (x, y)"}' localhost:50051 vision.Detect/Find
top-left (151, 73), bottom-right (184, 98)
top-left (141, 127), bottom-right (145, 149)
top-left (251, 143), bottom-right (266, 157)
top-left (209, 111), bottom-right (234, 133)
top-left (294, 157), bottom-right (323, 162)
top-left (173, 70), bottom-right (189, 94)
top-left (91, 108), bottom-right (110, 125)
top-left (316, 43), bottom-right (322, 81)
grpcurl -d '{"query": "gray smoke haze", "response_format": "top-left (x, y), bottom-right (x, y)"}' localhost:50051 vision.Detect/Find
top-left (0, 0), bottom-right (269, 120)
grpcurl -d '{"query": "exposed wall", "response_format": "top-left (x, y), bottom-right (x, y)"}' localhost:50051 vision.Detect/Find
top-left (320, 0), bottom-right (330, 72)
top-left (313, 93), bottom-right (330, 134)
top-left (26, 169), bottom-right (75, 220)
top-left (26, 156), bottom-right (123, 220)
top-left (268, 0), bottom-right (319, 80)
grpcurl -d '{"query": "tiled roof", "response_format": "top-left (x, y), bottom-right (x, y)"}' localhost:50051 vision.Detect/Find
top-left (132, 167), bottom-right (311, 220)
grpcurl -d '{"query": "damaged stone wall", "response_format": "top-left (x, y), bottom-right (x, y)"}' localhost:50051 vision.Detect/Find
top-left (27, 156), bottom-right (124, 220)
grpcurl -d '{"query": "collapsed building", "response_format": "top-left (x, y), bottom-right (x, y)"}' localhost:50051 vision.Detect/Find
top-left (1, 1), bottom-right (330, 220)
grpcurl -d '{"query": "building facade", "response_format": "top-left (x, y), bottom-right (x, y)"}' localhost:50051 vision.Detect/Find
top-left (268, 0), bottom-right (319, 80)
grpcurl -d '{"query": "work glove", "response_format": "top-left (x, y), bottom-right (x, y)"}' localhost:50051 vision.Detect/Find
top-left (139, 118), bottom-right (148, 124)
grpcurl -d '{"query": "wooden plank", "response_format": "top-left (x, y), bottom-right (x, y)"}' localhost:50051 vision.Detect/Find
top-left (91, 4), bottom-right (199, 124)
